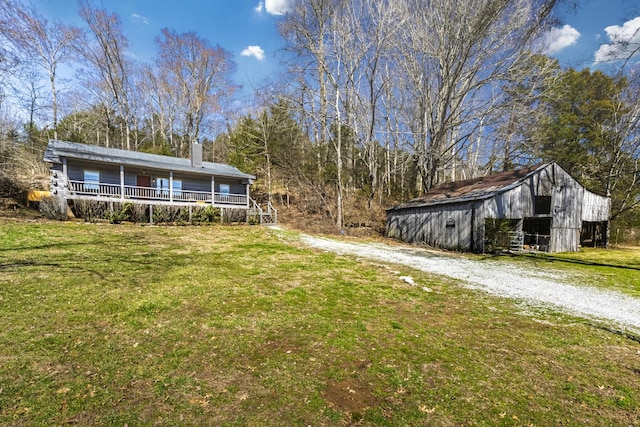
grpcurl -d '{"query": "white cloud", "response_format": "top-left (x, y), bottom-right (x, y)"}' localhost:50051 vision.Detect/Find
top-left (264, 0), bottom-right (291, 15)
top-left (241, 45), bottom-right (265, 61)
top-left (131, 13), bottom-right (150, 25)
top-left (254, 1), bottom-right (264, 13)
top-left (541, 24), bottom-right (580, 55)
top-left (594, 16), bottom-right (640, 63)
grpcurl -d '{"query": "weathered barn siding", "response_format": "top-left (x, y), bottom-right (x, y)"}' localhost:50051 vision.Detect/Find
top-left (387, 202), bottom-right (475, 251)
top-left (582, 190), bottom-right (610, 222)
top-left (387, 163), bottom-right (611, 253)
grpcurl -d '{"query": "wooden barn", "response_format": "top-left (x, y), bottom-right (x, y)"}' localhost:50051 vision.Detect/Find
top-left (386, 163), bottom-right (610, 253)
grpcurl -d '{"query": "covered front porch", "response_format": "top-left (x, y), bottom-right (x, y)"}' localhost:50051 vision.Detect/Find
top-left (66, 179), bottom-right (249, 208)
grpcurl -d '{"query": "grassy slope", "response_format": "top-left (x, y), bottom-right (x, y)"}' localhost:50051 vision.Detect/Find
top-left (0, 221), bottom-right (638, 426)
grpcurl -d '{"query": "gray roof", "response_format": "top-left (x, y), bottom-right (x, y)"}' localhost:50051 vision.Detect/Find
top-left (44, 139), bottom-right (254, 180)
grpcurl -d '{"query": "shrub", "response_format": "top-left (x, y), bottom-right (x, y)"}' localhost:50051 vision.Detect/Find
top-left (71, 199), bottom-right (109, 222)
top-left (109, 202), bottom-right (133, 224)
top-left (152, 205), bottom-right (182, 224)
top-left (222, 208), bottom-right (247, 223)
top-left (484, 218), bottom-right (518, 253)
top-left (191, 205), bottom-right (220, 224)
top-left (128, 203), bottom-right (148, 223)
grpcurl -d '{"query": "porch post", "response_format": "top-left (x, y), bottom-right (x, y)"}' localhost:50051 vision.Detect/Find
top-left (211, 176), bottom-right (215, 205)
top-left (245, 180), bottom-right (250, 208)
top-left (169, 171), bottom-right (173, 203)
top-left (120, 165), bottom-right (125, 200)
top-left (59, 158), bottom-right (69, 218)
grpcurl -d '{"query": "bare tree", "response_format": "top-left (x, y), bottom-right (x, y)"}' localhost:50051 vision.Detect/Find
top-left (336, 0), bottom-right (403, 208)
top-left (76, 0), bottom-right (134, 150)
top-left (280, 0), bottom-right (562, 226)
top-left (392, 0), bottom-right (560, 192)
top-left (280, 0), bottom-right (355, 228)
top-left (154, 28), bottom-right (236, 156)
top-left (488, 53), bottom-right (563, 172)
top-left (139, 64), bottom-right (177, 151)
top-left (606, 68), bottom-right (640, 219)
top-left (0, 0), bottom-right (80, 139)
top-left (0, 0), bottom-right (21, 118)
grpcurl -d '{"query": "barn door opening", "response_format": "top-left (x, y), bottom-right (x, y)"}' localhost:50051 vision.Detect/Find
top-left (581, 221), bottom-right (608, 248)
top-left (523, 217), bottom-right (552, 251)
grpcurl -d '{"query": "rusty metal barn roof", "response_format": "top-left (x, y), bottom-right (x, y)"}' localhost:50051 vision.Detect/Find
top-left (388, 163), bottom-right (549, 211)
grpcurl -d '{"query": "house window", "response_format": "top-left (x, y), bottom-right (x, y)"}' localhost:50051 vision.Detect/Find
top-left (157, 177), bottom-right (170, 197)
top-left (173, 179), bottom-right (182, 198)
top-left (84, 170), bottom-right (99, 191)
top-left (534, 196), bottom-right (551, 215)
top-left (218, 183), bottom-right (230, 201)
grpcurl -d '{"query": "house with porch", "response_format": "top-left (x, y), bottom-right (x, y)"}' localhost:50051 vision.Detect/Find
top-left (43, 139), bottom-right (275, 223)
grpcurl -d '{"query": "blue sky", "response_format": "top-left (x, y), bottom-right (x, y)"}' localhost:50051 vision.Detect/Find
top-left (33, 0), bottom-right (290, 94)
top-left (545, 0), bottom-right (640, 69)
top-left (32, 0), bottom-right (640, 90)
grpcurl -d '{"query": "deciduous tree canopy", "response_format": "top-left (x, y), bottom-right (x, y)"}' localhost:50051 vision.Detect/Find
top-left (0, 0), bottom-right (638, 234)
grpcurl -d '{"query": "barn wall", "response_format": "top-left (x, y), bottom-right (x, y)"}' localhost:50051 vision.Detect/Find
top-left (387, 202), bottom-right (475, 251)
top-left (550, 228), bottom-right (579, 252)
top-left (582, 190), bottom-right (610, 222)
top-left (518, 163), bottom-right (585, 252)
top-left (387, 163), bottom-right (611, 253)
top-left (493, 185), bottom-right (530, 218)
top-left (549, 164), bottom-right (584, 229)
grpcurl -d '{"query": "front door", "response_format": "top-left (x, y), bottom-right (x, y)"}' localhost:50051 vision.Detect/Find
top-left (136, 175), bottom-right (151, 187)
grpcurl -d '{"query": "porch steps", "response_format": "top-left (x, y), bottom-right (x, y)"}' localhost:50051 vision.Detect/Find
top-left (248, 199), bottom-right (278, 225)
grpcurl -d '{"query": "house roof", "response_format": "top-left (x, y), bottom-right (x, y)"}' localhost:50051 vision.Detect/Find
top-left (44, 139), bottom-right (255, 180)
top-left (388, 163), bottom-right (549, 211)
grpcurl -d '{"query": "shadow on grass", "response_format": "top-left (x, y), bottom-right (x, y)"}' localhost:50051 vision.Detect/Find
top-left (517, 253), bottom-right (640, 271)
top-left (0, 261), bottom-right (63, 270)
top-left (0, 260), bottom-right (107, 279)
top-left (0, 242), bottom-right (85, 253)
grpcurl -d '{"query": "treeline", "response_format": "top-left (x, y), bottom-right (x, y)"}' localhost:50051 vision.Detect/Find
top-left (0, 0), bottom-right (638, 232)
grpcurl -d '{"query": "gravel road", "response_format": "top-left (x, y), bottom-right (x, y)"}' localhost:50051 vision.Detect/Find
top-left (299, 234), bottom-right (640, 336)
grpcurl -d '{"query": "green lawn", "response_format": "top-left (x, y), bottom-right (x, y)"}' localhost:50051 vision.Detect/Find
top-left (0, 221), bottom-right (639, 426)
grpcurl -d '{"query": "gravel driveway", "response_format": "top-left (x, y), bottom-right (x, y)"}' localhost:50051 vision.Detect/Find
top-left (299, 234), bottom-right (640, 337)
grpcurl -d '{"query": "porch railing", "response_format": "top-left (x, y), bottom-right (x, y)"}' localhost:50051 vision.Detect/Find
top-left (68, 180), bottom-right (248, 206)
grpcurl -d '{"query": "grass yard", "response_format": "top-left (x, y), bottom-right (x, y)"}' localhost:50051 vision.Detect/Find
top-left (0, 220), bottom-right (639, 426)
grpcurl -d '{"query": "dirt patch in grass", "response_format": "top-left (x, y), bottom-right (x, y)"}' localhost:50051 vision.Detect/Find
top-left (324, 378), bottom-right (378, 419)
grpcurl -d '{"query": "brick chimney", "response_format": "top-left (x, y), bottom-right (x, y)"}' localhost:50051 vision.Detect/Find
top-left (191, 142), bottom-right (203, 168)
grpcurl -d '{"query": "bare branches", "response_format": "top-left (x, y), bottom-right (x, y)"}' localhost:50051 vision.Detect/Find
top-left (0, 0), bottom-right (80, 138)
top-left (75, 0), bottom-right (133, 149)
top-left (154, 29), bottom-right (236, 156)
